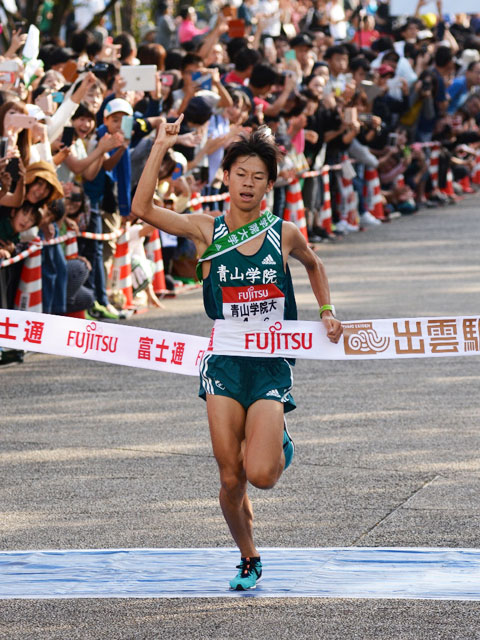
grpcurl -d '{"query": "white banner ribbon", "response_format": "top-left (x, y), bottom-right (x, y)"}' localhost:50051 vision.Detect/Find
top-left (211, 317), bottom-right (480, 360)
top-left (0, 311), bottom-right (479, 376)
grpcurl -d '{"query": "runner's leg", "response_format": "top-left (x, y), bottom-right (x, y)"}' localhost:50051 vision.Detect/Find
top-left (244, 399), bottom-right (285, 489)
top-left (207, 394), bottom-right (258, 558)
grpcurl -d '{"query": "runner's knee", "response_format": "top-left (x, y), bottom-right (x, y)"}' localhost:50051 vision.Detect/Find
top-left (246, 464), bottom-right (280, 490)
top-left (219, 468), bottom-right (246, 498)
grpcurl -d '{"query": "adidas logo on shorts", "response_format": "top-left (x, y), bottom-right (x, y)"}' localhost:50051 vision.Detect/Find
top-left (266, 389), bottom-right (281, 398)
top-left (261, 254), bottom-right (275, 265)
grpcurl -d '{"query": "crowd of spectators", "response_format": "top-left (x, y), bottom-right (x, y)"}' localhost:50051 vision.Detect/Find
top-left (2, 0), bottom-right (480, 365)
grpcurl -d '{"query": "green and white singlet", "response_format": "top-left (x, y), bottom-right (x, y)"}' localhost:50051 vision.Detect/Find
top-left (202, 213), bottom-right (298, 323)
top-left (199, 212), bottom-right (297, 412)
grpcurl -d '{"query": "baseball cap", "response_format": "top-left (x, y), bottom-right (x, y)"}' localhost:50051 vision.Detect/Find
top-left (378, 64), bottom-right (395, 77)
top-left (289, 34), bottom-right (314, 49)
top-left (104, 98), bottom-right (134, 117)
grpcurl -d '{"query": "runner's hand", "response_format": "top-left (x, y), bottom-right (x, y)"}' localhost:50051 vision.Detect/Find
top-left (154, 114), bottom-right (184, 148)
top-left (322, 314), bottom-right (343, 344)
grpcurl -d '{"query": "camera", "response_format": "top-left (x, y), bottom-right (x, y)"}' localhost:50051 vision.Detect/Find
top-left (388, 132), bottom-right (398, 146)
top-left (358, 113), bottom-right (373, 125)
top-left (80, 62), bottom-right (111, 81)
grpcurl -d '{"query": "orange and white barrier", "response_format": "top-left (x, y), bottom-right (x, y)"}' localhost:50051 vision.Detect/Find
top-left (111, 226), bottom-right (133, 308)
top-left (189, 191), bottom-right (203, 212)
top-left (472, 151), bottom-right (480, 185)
top-left (440, 168), bottom-right (455, 198)
top-left (364, 168), bottom-right (385, 221)
top-left (64, 234), bottom-right (79, 260)
top-left (284, 178), bottom-right (308, 241)
top-left (320, 166), bottom-right (333, 235)
top-left (428, 142), bottom-right (441, 191)
top-left (145, 229), bottom-right (166, 294)
top-left (337, 173), bottom-right (359, 228)
top-left (14, 241), bottom-right (42, 312)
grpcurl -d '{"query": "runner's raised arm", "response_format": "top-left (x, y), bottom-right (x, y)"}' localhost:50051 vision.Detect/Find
top-left (131, 115), bottom-right (212, 251)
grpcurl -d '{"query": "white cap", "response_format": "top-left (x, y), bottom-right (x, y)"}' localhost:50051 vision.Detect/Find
top-left (104, 98), bottom-right (134, 117)
top-left (417, 29), bottom-right (433, 41)
top-left (26, 104), bottom-right (46, 121)
top-left (457, 49), bottom-right (480, 72)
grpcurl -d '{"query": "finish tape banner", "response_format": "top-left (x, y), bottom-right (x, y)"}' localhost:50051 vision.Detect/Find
top-left (1, 310), bottom-right (480, 376)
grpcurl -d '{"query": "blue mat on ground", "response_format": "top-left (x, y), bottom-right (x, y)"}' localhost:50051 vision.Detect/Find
top-left (1, 547), bottom-right (480, 600)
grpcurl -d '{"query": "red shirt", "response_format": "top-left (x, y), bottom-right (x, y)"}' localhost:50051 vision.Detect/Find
top-left (224, 70), bottom-right (246, 85)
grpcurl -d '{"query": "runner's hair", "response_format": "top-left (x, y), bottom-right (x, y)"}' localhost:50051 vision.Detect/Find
top-left (222, 127), bottom-right (279, 183)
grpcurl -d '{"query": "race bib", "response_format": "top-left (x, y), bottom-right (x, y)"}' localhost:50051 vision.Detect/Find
top-left (221, 284), bottom-right (285, 322)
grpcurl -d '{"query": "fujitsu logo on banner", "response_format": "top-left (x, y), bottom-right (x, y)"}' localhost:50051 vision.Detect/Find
top-left (245, 322), bottom-right (313, 354)
top-left (66, 322), bottom-right (118, 354)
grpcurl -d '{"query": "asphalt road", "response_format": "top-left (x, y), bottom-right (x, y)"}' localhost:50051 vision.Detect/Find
top-left (1, 196), bottom-right (480, 639)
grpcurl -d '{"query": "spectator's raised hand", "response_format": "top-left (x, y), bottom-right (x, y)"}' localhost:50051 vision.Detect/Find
top-left (5, 30), bottom-right (28, 58)
top-left (65, 216), bottom-right (80, 235)
top-left (72, 72), bottom-right (97, 104)
top-left (305, 130), bottom-right (319, 144)
top-left (183, 72), bottom-right (199, 98)
top-left (0, 167), bottom-right (13, 194)
top-left (177, 131), bottom-right (202, 147)
top-left (98, 132), bottom-right (125, 152)
top-left (113, 74), bottom-right (127, 99)
top-left (283, 74), bottom-right (297, 94)
top-left (53, 145), bottom-right (71, 166)
top-left (401, 78), bottom-right (410, 96)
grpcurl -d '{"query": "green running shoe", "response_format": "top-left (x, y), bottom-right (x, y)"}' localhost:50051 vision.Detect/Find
top-left (283, 418), bottom-right (295, 470)
top-left (229, 557), bottom-right (262, 591)
top-left (89, 301), bottom-right (119, 320)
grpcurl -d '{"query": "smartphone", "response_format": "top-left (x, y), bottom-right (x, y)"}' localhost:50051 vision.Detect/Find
top-left (14, 21), bottom-right (26, 32)
top-left (161, 73), bottom-right (174, 87)
top-left (121, 115), bottom-right (134, 140)
top-left (285, 49), bottom-right (296, 61)
top-left (191, 71), bottom-right (212, 91)
top-left (344, 107), bottom-right (357, 124)
top-left (0, 137), bottom-right (8, 158)
top-left (6, 157), bottom-right (19, 181)
top-left (61, 126), bottom-right (75, 147)
top-left (36, 93), bottom-right (54, 115)
top-left (0, 60), bottom-right (19, 84)
top-left (52, 91), bottom-right (64, 104)
top-left (228, 19), bottom-right (245, 39)
top-left (6, 113), bottom-right (36, 130)
top-left (388, 132), bottom-right (398, 146)
top-left (0, 71), bottom-right (16, 84)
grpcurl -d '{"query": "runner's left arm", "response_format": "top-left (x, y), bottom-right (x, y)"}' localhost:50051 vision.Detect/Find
top-left (283, 222), bottom-right (343, 344)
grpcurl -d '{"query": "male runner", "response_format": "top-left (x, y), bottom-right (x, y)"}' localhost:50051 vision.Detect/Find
top-left (132, 116), bottom-right (343, 590)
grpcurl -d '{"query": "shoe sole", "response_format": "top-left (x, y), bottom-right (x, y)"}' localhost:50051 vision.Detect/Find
top-left (230, 575), bottom-right (262, 591)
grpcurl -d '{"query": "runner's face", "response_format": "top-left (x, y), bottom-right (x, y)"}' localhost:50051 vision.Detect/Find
top-left (224, 155), bottom-right (273, 212)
